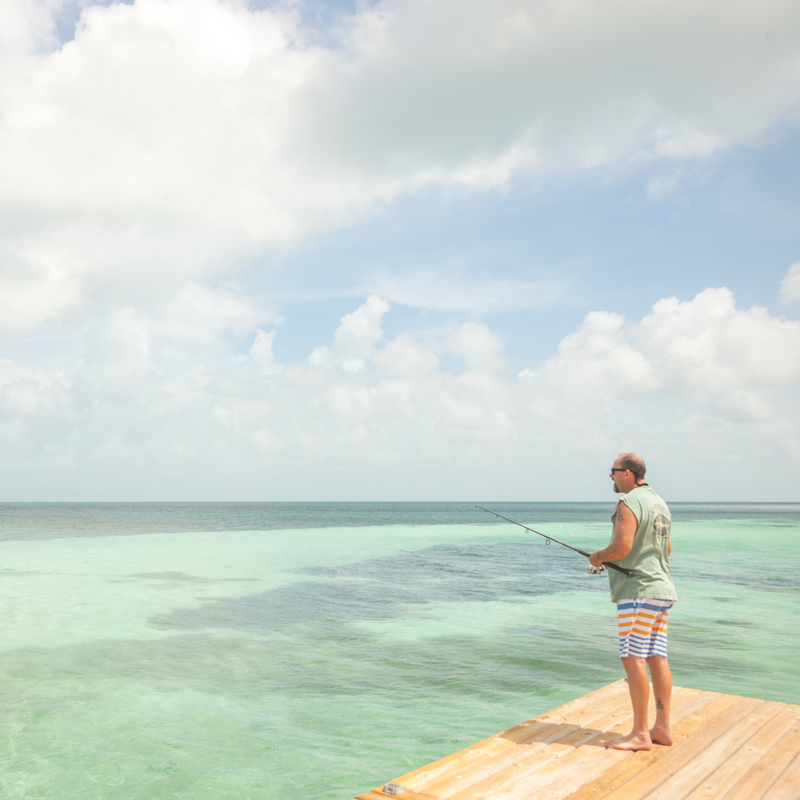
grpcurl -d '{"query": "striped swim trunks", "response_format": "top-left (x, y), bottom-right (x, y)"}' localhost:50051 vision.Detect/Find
top-left (617, 599), bottom-right (674, 658)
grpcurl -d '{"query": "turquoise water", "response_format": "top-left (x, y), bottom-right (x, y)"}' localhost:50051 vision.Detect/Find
top-left (0, 503), bottom-right (798, 799)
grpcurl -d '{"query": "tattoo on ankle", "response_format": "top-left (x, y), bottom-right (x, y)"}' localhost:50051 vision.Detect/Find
top-left (656, 697), bottom-right (664, 710)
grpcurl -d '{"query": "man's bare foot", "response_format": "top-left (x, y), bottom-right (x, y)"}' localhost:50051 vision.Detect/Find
top-left (649, 726), bottom-right (673, 746)
top-left (605, 732), bottom-right (652, 751)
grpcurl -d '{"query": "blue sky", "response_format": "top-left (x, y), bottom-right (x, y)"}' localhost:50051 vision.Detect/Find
top-left (0, 0), bottom-right (799, 501)
top-left (261, 128), bottom-right (800, 363)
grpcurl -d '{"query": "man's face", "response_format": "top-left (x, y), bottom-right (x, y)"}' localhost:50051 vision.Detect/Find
top-left (610, 460), bottom-right (627, 494)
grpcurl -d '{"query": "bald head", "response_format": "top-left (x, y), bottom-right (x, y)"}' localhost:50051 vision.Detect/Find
top-left (618, 453), bottom-right (646, 482)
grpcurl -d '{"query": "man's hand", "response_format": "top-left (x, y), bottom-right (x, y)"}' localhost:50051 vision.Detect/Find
top-left (589, 551), bottom-right (605, 568)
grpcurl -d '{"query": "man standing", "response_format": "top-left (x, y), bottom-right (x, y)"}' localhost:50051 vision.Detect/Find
top-left (589, 453), bottom-right (677, 752)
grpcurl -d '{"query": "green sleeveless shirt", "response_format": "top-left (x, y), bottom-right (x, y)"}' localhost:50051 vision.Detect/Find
top-left (607, 485), bottom-right (677, 603)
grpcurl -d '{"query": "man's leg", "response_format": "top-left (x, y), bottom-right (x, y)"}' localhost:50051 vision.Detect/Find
top-left (646, 656), bottom-right (673, 746)
top-left (606, 655), bottom-right (652, 751)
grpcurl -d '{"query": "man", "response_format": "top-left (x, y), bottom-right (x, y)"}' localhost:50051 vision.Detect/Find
top-left (589, 453), bottom-right (677, 752)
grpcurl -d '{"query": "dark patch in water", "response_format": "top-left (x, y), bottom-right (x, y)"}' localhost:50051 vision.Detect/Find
top-left (149, 542), bottom-right (605, 634)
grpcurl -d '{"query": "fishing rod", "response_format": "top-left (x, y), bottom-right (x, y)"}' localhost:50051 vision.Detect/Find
top-left (475, 506), bottom-right (635, 577)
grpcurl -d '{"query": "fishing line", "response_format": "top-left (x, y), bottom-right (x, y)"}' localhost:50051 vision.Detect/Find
top-left (475, 506), bottom-right (635, 577)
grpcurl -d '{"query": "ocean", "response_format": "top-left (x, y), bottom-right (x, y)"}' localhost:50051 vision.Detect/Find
top-left (0, 502), bottom-right (798, 799)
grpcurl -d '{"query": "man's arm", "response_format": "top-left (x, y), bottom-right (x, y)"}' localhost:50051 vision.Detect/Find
top-left (589, 501), bottom-right (637, 568)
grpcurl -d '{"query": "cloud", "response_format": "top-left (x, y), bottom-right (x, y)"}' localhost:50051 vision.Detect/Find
top-left (0, 285), bottom-right (798, 499)
top-left (530, 288), bottom-right (800, 428)
top-left (249, 329), bottom-right (281, 376)
top-left (639, 288), bottom-right (800, 399)
top-left (445, 321), bottom-right (505, 372)
top-left (364, 269), bottom-right (571, 312)
top-left (308, 294), bottom-right (390, 371)
top-left (373, 335), bottom-right (439, 378)
top-left (159, 282), bottom-right (278, 348)
top-left (780, 261), bottom-right (800, 303)
top-left (1, 0), bottom-right (800, 330)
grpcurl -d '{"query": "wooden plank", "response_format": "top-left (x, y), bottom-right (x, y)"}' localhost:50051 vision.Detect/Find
top-left (534, 681), bottom-right (632, 725)
top-left (534, 690), bottom-right (709, 800)
top-left (762, 750), bottom-right (800, 800)
top-left (356, 790), bottom-right (438, 800)
top-left (477, 688), bottom-right (711, 800)
top-left (561, 691), bottom-right (744, 800)
top-left (397, 683), bottom-right (631, 796)
top-left (727, 707), bottom-right (800, 800)
top-left (395, 682), bottom-right (627, 788)
top-left (437, 695), bottom-right (637, 800)
top-left (395, 719), bottom-right (569, 796)
top-left (360, 685), bottom-right (703, 800)
top-left (352, 686), bottom-right (800, 800)
top-left (456, 687), bottom-right (711, 800)
top-left (681, 705), bottom-right (800, 800)
top-left (452, 722), bottom-right (632, 800)
top-left (595, 696), bottom-right (768, 800)
top-left (437, 684), bottom-right (645, 798)
top-left (444, 688), bottom-right (636, 790)
top-left (638, 700), bottom-right (785, 799)
top-left (421, 722), bottom-right (586, 799)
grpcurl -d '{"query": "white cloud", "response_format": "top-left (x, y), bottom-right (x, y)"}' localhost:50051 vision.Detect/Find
top-left (365, 269), bottom-right (571, 312)
top-left (528, 288), bottom-right (800, 429)
top-left (0, 286), bottom-right (798, 499)
top-left (1, 0), bottom-right (800, 330)
top-left (159, 283), bottom-right (277, 347)
top-left (537, 310), bottom-right (659, 403)
top-left (249, 329), bottom-right (281, 376)
top-left (780, 261), bottom-right (800, 304)
top-left (640, 288), bottom-right (800, 395)
top-left (373, 335), bottom-right (439, 378)
top-left (0, 242), bottom-right (84, 333)
top-left (0, 357), bottom-right (67, 408)
top-left (445, 321), bottom-right (505, 372)
top-left (83, 307), bottom-right (150, 376)
top-left (308, 294), bottom-right (390, 371)
top-left (1, 1), bottom-right (799, 498)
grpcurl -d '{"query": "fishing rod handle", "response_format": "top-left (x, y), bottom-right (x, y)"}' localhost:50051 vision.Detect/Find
top-left (603, 562), bottom-right (635, 577)
top-left (580, 548), bottom-right (634, 577)
top-left (579, 548), bottom-right (634, 577)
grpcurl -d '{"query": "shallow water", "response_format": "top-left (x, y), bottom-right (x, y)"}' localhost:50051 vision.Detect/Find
top-left (0, 503), bottom-right (798, 799)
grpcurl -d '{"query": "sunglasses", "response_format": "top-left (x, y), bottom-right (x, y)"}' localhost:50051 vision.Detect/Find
top-left (610, 468), bottom-right (628, 473)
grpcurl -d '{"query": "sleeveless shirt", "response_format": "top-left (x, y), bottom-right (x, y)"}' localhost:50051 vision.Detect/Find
top-left (607, 485), bottom-right (677, 603)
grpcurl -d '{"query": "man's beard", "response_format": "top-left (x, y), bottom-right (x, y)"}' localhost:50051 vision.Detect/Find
top-left (613, 484), bottom-right (621, 493)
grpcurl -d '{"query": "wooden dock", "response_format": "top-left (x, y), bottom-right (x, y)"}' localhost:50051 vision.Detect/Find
top-left (354, 680), bottom-right (800, 800)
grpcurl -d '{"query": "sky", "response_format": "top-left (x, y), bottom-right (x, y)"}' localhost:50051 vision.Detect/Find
top-left (0, 0), bottom-right (799, 502)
